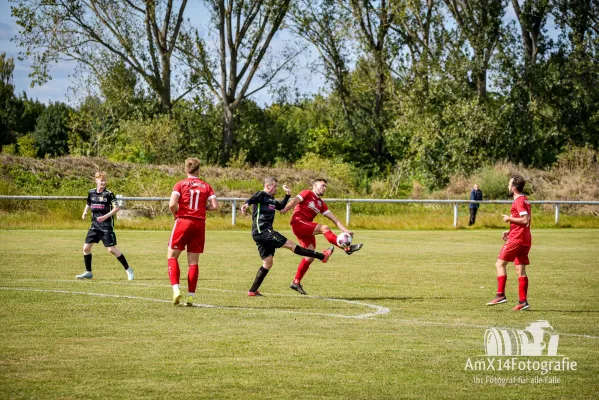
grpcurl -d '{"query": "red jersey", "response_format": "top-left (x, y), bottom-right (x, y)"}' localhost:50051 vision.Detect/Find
top-left (291, 189), bottom-right (330, 223)
top-left (172, 177), bottom-right (215, 220)
top-left (507, 195), bottom-right (532, 246)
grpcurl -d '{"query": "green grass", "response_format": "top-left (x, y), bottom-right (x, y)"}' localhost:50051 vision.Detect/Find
top-left (1, 229), bottom-right (598, 399)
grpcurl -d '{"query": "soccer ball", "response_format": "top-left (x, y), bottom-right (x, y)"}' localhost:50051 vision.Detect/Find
top-left (337, 232), bottom-right (352, 247)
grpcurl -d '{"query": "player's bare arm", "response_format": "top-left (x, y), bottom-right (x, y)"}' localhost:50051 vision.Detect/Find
top-left (81, 205), bottom-right (91, 220)
top-left (502, 214), bottom-right (529, 225)
top-left (280, 196), bottom-right (300, 214)
top-left (97, 206), bottom-right (120, 223)
top-left (325, 212), bottom-right (352, 236)
top-left (169, 192), bottom-right (180, 217)
top-left (206, 197), bottom-right (219, 211)
top-left (501, 231), bottom-right (509, 241)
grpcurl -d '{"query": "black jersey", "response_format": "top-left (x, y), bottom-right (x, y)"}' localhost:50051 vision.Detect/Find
top-left (87, 188), bottom-right (118, 231)
top-left (246, 191), bottom-right (290, 236)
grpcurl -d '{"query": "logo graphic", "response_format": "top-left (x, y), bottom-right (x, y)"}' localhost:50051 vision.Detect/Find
top-left (307, 201), bottom-right (320, 214)
top-left (484, 320), bottom-right (559, 356)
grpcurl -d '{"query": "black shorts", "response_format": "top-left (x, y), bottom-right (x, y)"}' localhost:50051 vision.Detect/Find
top-left (85, 229), bottom-right (117, 247)
top-left (252, 230), bottom-right (288, 260)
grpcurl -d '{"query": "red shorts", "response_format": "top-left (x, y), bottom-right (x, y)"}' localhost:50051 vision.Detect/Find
top-left (168, 218), bottom-right (206, 253)
top-left (291, 220), bottom-right (318, 249)
top-left (498, 242), bottom-right (530, 265)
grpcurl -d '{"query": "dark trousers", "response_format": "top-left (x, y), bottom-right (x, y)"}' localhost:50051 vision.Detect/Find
top-left (469, 208), bottom-right (478, 225)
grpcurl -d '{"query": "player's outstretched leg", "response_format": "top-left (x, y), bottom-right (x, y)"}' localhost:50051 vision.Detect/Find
top-left (291, 244), bottom-right (334, 263)
top-left (343, 243), bottom-right (363, 255)
top-left (320, 225), bottom-right (363, 255)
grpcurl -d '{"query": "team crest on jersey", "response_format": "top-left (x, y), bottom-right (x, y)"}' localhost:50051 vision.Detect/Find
top-left (307, 201), bottom-right (320, 213)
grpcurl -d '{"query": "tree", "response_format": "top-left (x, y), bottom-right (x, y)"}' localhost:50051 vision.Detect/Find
top-left (290, 0), bottom-right (354, 127)
top-left (33, 102), bottom-right (71, 157)
top-left (0, 52), bottom-right (19, 148)
top-left (442, 0), bottom-right (508, 100)
top-left (346, 0), bottom-right (395, 164)
top-left (12, 0), bottom-right (191, 110)
top-left (68, 61), bottom-right (149, 156)
top-left (179, 0), bottom-right (294, 165)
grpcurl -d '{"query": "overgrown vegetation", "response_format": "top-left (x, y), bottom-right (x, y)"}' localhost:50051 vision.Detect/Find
top-left (1, 151), bottom-right (598, 230)
top-left (2, 2), bottom-right (598, 189)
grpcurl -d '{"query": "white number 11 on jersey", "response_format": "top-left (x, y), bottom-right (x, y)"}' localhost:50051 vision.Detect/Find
top-left (189, 190), bottom-right (201, 210)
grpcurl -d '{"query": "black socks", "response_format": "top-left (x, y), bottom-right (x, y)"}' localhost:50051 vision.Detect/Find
top-left (293, 245), bottom-right (324, 261)
top-left (84, 254), bottom-right (92, 272)
top-left (249, 267), bottom-right (269, 292)
top-left (117, 254), bottom-right (130, 270)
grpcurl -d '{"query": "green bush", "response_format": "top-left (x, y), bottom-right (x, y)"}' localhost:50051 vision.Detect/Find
top-left (17, 134), bottom-right (38, 158)
top-left (474, 166), bottom-right (510, 199)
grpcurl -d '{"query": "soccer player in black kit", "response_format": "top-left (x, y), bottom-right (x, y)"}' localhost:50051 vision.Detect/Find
top-left (241, 177), bottom-right (334, 296)
top-left (76, 171), bottom-right (134, 280)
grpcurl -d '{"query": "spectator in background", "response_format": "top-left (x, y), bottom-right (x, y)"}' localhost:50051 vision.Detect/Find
top-left (469, 184), bottom-right (483, 226)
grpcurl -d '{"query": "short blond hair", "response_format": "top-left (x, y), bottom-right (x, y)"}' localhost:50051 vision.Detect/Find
top-left (185, 157), bottom-right (201, 175)
top-left (95, 171), bottom-right (107, 180)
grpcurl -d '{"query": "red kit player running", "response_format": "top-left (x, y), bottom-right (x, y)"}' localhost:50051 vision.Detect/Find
top-left (280, 178), bottom-right (363, 295)
top-left (167, 158), bottom-right (219, 306)
top-left (487, 174), bottom-right (532, 311)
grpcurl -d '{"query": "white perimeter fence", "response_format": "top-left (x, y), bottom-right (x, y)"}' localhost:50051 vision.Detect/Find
top-left (2, 195), bottom-right (598, 228)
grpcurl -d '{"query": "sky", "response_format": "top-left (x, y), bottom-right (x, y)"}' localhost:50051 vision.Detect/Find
top-left (0, 1), bottom-right (553, 106)
top-left (0, 0), bottom-right (325, 106)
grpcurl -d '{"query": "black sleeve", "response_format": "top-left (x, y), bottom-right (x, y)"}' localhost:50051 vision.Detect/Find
top-left (108, 191), bottom-right (117, 205)
top-left (245, 191), bottom-right (264, 205)
top-left (86, 191), bottom-right (91, 206)
top-left (275, 194), bottom-right (291, 210)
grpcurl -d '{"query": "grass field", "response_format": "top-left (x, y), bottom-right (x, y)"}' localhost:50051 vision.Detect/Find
top-left (1, 229), bottom-right (598, 399)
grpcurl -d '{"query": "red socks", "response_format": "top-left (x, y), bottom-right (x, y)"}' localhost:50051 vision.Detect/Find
top-left (168, 258), bottom-right (180, 285)
top-left (294, 258), bottom-right (312, 284)
top-left (497, 275), bottom-right (507, 295)
top-left (188, 264), bottom-right (199, 293)
top-left (324, 230), bottom-right (338, 247)
top-left (518, 276), bottom-right (529, 302)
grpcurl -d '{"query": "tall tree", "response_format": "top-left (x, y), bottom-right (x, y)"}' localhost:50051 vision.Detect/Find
top-left (291, 0), bottom-right (354, 126)
top-left (33, 102), bottom-right (71, 157)
top-left (512, 0), bottom-right (551, 98)
top-left (12, 0), bottom-right (190, 110)
top-left (179, 0), bottom-right (294, 165)
top-left (0, 53), bottom-right (20, 148)
top-left (346, 0), bottom-right (395, 164)
top-left (442, 0), bottom-right (508, 100)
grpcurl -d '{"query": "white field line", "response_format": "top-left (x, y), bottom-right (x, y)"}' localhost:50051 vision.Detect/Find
top-left (3, 281), bottom-right (598, 340)
top-left (0, 285), bottom-right (389, 320)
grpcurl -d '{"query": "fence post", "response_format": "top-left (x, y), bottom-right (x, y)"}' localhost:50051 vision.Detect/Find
top-left (116, 194), bottom-right (126, 209)
top-left (346, 201), bottom-right (351, 226)
top-left (232, 200), bottom-right (237, 226)
top-left (453, 203), bottom-right (458, 228)
top-left (554, 204), bottom-right (560, 225)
